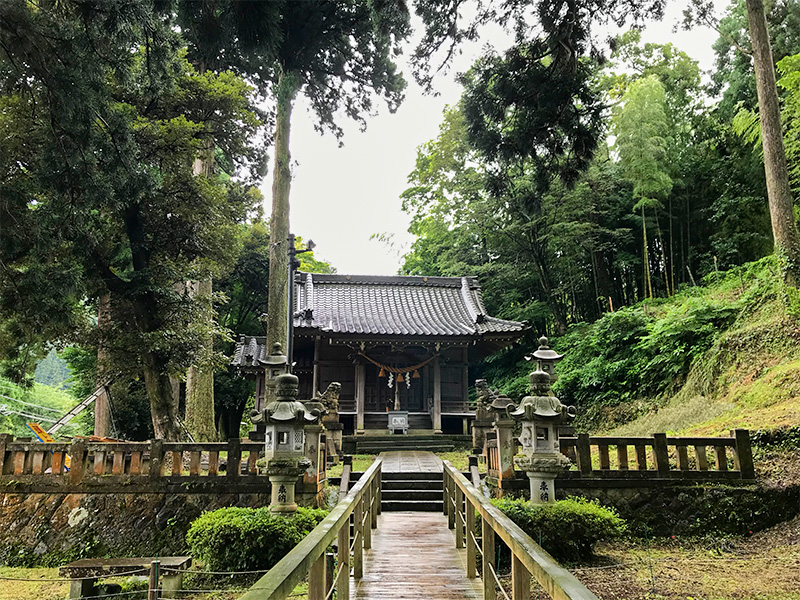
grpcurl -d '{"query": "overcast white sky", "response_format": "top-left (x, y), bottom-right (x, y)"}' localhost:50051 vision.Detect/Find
top-left (263, 2), bottom-right (727, 276)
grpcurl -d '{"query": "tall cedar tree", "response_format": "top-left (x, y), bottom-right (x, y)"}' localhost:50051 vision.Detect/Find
top-left (177, 1), bottom-right (409, 359)
top-left (0, 1), bottom-right (266, 439)
top-left (745, 0), bottom-right (800, 284)
top-left (689, 0), bottom-right (800, 284)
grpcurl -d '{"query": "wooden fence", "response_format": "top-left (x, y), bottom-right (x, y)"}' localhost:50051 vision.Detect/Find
top-left (487, 430), bottom-right (755, 482)
top-left (0, 435), bottom-right (265, 481)
top-left (443, 461), bottom-right (600, 600)
top-left (238, 457), bottom-right (382, 600)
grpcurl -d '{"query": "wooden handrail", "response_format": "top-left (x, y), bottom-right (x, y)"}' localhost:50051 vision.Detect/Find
top-left (443, 461), bottom-right (600, 600)
top-left (238, 456), bottom-right (383, 600)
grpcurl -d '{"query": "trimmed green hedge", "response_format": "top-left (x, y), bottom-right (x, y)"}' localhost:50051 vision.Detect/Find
top-left (186, 506), bottom-right (328, 572)
top-left (491, 497), bottom-right (626, 562)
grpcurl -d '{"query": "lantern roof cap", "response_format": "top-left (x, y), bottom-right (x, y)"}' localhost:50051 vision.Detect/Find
top-left (261, 373), bottom-right (319, 425)
top-left (529, 335), bottom-right (563, 362)
top-left (261, 342), bottom-right (288, 366)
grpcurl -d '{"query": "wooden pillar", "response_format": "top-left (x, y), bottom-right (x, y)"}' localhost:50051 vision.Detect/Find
top-left (462, 347), bottom-right (469, 412)
top-left (433, 357), bottom-right (442, 434)
top-left (356, 362), bottom-right (365, 434)
top-left (312, 338), bottom-right (320, 394)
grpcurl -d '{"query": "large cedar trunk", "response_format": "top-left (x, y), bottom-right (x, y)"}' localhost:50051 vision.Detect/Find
top-left (94, 292), bottom-right (112, 437)
top-left (142, 351), bottom-right (181, 441)
top-left (265, 71), bottom-right (300, 353)
top-left (746, 0), bottom-right (800, 285)
top-left (185, 278), bottom-right (216, 441)
top-left (184, 148), bottom-right (216, 441)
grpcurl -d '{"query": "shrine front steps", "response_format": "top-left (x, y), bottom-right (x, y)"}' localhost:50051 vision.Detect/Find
top-left (345, 434), bottom-right (471, 454)
top-left (380, 471), bottom-right (444, 512)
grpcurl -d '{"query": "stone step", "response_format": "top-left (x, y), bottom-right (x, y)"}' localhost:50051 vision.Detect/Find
top-left (381, 479), bottom-right (443, 491)
top-left (381, 471), bottom-right (443, 481)
top-left (357, 444), bottom-right (456, 453)
top-left (381, 500), bottom-right (444, 512)
top-left (381, 490), bottom-right (443, 501)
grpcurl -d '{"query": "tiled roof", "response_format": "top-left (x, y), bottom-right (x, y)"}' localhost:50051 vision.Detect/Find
top-left (292, 273), bottom-right (526, 338)
top-left (231, 335), bottom-right (267, 369)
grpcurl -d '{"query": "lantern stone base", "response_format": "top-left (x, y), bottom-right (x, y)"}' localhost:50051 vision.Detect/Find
top-left (267, 459), bottom-right (309, 515)
top-left (514, 452), bottom-right (571, 505)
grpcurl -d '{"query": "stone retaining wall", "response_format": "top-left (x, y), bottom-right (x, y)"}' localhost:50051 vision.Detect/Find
top-left (0, 491), bottom-right (270, 566)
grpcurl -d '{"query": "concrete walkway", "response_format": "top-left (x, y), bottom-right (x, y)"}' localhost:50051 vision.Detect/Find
top-left (380, 450), bottom-right (443, 473)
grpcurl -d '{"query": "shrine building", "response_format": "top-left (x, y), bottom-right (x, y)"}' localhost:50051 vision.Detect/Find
top-left (232, 272), bottom-right (527, 434)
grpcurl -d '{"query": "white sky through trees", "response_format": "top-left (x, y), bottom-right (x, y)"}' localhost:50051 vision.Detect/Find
top-left (268, 3), bottom-right (724, 275)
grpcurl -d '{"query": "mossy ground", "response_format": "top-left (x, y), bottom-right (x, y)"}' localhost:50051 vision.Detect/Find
top-left (571, 515), bottom-right (800, 600)
top-left (0, 567), bottom-right (309, 600)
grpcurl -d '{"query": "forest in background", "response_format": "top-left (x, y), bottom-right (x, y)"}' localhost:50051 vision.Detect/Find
top-left (2, 0), bottom-right (800, 441)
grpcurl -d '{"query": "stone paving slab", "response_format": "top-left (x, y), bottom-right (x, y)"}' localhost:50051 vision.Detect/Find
top-left (380, 451), bottom-right (443, 473)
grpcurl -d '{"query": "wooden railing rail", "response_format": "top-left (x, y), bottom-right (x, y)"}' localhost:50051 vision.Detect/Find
top-left (0, 436), bottom-right (269, 480)
top-left (558, 430), bottom-right (754, 479)
top-left (239, 457), bottom-right (383, 600)
top-left (443, 461), bottom-right (599, 600)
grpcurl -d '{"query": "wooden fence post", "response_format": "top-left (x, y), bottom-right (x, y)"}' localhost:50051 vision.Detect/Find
top-left (447, 475), bottom-right (455, 530)
top-left (371, 477), bottom-right (379, 528)
top-left (148, 560), bottom-right (160, 600)
top-left (652, 433), bottom-right (671, 475)
top-left (511, 554), bottom-right (531, 600)
top-left (377, 462), bottom-right (382, 515)
top-left (0, 434), bottom-right (9, 474)
top-left (69, 439), bottom-right (86, 486)
top-left (149, 440), bottom-right (163, 479)
top-left (363, 494), bottom-right (372, 551)
top-left (308, 552), bottom-right (326, 600)
top-left (353, 497), bottom-right (363, 579)
top-left (442, 471), bottom-right (449, 515)
top-left (482, 517), bottom-right (496, 600)
top-left (337, 516), bottom-right (350, 599)
top-left (734, 429), bottom-right (755, 479)
top-left (466, 498), bottom-right (477, 579)
top-left (455, 486), bottom-right (465, 549)
top-left (227, 438), bottom-right (241, 479)
top-left (576, 433), bottom-right (592, 475)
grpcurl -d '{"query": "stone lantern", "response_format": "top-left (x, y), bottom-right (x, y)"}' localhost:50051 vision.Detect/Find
top-left (251, 373), bottom-right (320, 514)
top-left (527, 335), bottom-right (564, 383)
top-left (488, 389), bottom-right (517, 483)
top-left (472, 379), bottom-right (497, 453)
top-left (508, 369), bottom-right (576, 504)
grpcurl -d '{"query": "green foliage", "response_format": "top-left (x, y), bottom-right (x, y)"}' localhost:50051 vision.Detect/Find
top-left (0, 375), bottom-right (87, 438)
top-left (490, 497), bottom-right (626, 562)
top-left (554, 286), bottom-right (739, 429)
top-left (186, 506), bottom-right (328, 572)
top-left (751, 425), bottom-right (800, 450)
top-left (33, 350), bottom-right (71, 390)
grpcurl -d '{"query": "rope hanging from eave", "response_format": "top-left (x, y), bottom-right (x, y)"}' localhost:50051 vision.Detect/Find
top-left (357, 352), bottom-right (439, 375)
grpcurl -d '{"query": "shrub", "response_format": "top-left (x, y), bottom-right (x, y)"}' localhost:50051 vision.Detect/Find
top-left (186, 506), bottom-right (328, 572)
top-left (490, 497), bottom-right (626, 562)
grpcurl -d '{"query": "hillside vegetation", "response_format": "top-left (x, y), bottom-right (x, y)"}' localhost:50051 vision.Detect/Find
top-left (489, 257), bottom-right (800, 439)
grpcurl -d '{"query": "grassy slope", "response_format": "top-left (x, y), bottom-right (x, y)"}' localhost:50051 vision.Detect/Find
top-left (605, 258), bottom-right (800, 438)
